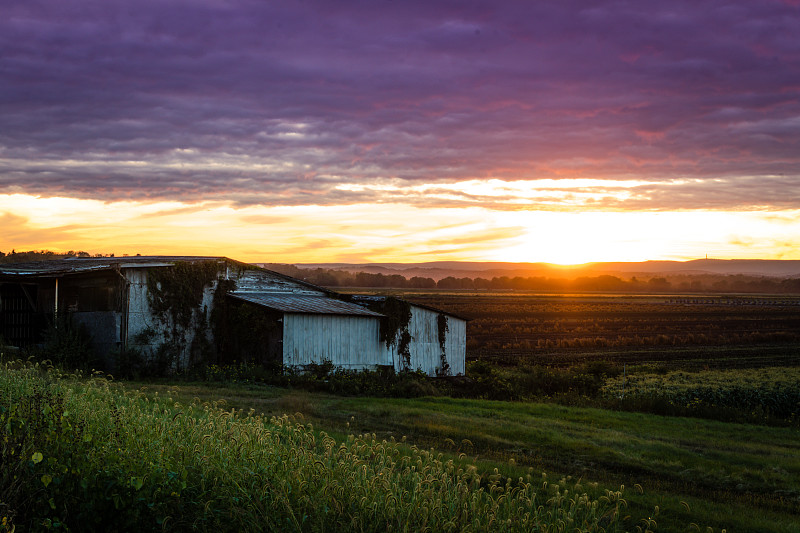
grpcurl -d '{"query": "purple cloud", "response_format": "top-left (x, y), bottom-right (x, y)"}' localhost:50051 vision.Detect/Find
top-left (1, 0), bottom-right (798, 209)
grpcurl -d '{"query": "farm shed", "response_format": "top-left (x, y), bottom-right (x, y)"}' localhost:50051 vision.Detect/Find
top-left (0, 256), bottom-right (465, 375)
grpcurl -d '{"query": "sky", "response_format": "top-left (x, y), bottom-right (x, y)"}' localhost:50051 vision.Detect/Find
top-left (2, 0), bottom-right (800, 264)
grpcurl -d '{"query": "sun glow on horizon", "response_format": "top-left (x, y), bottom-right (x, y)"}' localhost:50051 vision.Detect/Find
top-left (2, 193), bottom-right (800, 264)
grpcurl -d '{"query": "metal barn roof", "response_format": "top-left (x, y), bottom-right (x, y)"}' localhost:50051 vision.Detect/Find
top-left (229, 292), bottom-right (384, 317)
top-left (0, 256), bottom-right (225, 277)
top-left (0, 256), bottom-right (334, 295)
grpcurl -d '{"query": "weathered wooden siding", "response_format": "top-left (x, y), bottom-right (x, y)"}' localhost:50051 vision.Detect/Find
top-left (388, 305), bottom-right (467, 376)
top-left (282, 314), bottom-right (389, 370)
top-left (443, 316), bottom-right (466, 375)
top-left (406, 305), bottom-right (440, 373)
top-left (125, 268), bottom-right (154, 348)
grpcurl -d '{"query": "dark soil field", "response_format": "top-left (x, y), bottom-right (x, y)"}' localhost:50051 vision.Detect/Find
top-left (386, 291), bottom-right (800, 369)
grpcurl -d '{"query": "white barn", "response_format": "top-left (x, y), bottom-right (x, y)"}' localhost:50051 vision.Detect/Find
top-left (0, 256), bottom-right (466, 376)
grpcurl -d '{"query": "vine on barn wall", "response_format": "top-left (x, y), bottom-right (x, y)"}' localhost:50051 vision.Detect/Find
top-left (209, 277), bottom-right (237, 356)
top-left (397, 330), bottom-right (412, 369)
top-left (146, 260), bottom-right (222, 370)
top-left (437, 313), bottom-right (450, 376)
top-left (147, 260), bottom-right (219, 328)
top-left (361, 296), bottom-right (413, 369)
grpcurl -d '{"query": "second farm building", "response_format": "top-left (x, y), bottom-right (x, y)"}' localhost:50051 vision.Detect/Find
top-left (0, 256), bottom-right (466, 375)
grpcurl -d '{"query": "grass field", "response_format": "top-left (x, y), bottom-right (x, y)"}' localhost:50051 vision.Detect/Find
top-left (1, 362), bottom-right (656, 532)
top-left (132, 379), bottom-right (800, 532)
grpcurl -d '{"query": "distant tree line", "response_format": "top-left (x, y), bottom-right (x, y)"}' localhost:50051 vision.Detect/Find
top-left (266, 264), bottom-right (800, 294)
top-left (265, 264), bottom-right (438, 289)
top-left (4, 253), bottom-right (798, 293)
top-left (0, 250), bottom-right (118, 263)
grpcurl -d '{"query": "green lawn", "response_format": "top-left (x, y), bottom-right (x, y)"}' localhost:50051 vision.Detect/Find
top-left (133, 380), bottom-right (800, 532)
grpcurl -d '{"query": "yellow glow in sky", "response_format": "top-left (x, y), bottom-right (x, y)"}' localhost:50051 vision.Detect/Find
top-left (2, 193), bottom-right (800, 264)
top-left (495, 210), bottom-right (800, 264)
top-left (335, 177), bottom-right (666, 208)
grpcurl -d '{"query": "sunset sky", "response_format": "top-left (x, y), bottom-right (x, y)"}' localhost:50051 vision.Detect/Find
top-left (2, 0), bottom-right (800, 264)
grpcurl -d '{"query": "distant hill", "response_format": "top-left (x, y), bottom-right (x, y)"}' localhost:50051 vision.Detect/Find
top-left (282, 260), bottom-right (800, 281)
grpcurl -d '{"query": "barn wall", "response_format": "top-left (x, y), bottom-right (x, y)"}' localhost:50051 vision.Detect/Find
top-left (443, 316), bottom-right (467, 376)
top-left (282, 314), bottom-right (389, 370)
top-left (123, 267), bottom-right (216, 370)
top-left (407, 305), bottom-right (440, 374)
top-left (388, 305), bottom-right (466, 376)
top-left (125, 268), bottom-right (153, 348)
top-left (122, 262), bottom-right (326, 371)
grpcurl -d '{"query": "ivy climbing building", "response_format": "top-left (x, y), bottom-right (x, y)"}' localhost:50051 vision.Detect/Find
top-left (0, 256), bottom-right (466, 376)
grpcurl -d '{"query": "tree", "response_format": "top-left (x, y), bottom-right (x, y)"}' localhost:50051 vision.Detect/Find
top-left (648, 277), bottom-right (672, 291)
top-left (409, 276), bottom-right (436, 289)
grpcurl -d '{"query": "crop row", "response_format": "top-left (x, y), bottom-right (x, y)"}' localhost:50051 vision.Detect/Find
top-left (602, 367), bottom-right (800, 424)
top-left (471, 331), bottom-right (800, 352)
top-left (404, 293), bottom-right (800, 365)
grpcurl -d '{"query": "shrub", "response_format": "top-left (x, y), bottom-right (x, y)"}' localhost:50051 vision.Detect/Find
top-left (602, 367), bottom-right (800, 426)
top-left (29, 315), bottom-right (98, 372)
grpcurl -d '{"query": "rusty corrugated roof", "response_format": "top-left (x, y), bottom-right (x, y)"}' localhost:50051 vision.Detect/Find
top-left (229, 292), bottom-right (384, 317)
top-left (0, 256), bottom-right (225, 277)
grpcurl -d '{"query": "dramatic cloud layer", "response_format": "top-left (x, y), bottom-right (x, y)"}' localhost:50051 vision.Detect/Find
top-left (2, 0), bottom-right (799, 211)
